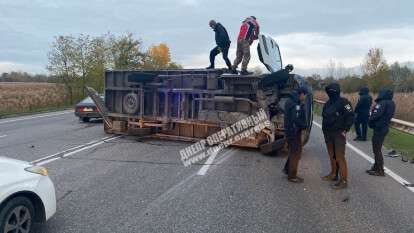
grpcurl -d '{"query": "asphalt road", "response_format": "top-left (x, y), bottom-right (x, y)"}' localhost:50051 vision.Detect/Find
top-left (0, 111), bottom-right (413, 233)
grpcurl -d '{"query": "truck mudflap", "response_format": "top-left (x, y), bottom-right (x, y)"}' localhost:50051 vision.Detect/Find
top-left (85, 86), bottom-right (112, 130)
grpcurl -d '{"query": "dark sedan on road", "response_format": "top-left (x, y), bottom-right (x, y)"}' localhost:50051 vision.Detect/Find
top-left (74, 96), bottom-right (103, 122)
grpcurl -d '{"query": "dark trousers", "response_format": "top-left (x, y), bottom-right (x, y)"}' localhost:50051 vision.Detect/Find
top-left (210, 46), bottom-right (232, 69)
top-left (324, 131), bottom-right (348, 181)
top-left (284, 132), bottom-right (302, 178)
top-left (372, 130), bottom-right (387, 170)
top-left (354, 120), bottom-right (368, 139)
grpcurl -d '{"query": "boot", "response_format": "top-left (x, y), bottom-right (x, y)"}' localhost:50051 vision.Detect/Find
top-left (368, 169), bottom-right (385, 176)
top-left (288, 176), bottom-right (304, 183)
top-left (353, 137), bottom-right (362, 141)
top-left (231, 69), bottom-right (238, 74)
top-left (332, 180), bottom-right (348, 190)
top-left (206, 65), bottom-right (214, 69)
top-left (240, 69), bottom-right (252, 75)
top-left (321, 173), bottom-right (337, 181)
top-left (366, 164), bottom-right (377, 173)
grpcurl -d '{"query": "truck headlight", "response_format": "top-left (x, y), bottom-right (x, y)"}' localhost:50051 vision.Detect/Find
top-left (25, 166), bottom-right (49, 176)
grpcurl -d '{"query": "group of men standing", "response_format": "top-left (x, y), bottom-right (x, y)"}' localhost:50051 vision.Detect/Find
top-left (283, 84), bottom-right (395, 189)
top-left (207, 17), bottom-right (259, 75)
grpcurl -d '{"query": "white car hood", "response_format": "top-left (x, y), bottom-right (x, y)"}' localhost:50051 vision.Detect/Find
top-left (0, 156), bottom-right (30, 168)
top-left (0, 156), bottom-right (33, 186)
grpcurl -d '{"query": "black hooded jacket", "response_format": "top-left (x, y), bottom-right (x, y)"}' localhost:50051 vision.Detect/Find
top-left (214, 23), bottom-right (231, 48)
top-left (354, 87), bottom-right (372, 122)
top-left (322, 83), bottom-right (355, 132)
top-left (284, 90), bottom-right (308, 140)
top-left (369, 89), bottom-right (395, 133)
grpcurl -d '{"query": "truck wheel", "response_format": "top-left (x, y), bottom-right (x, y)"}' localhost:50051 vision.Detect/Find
top-left (123, 93), bottom-right (140, 114)
top-left (302, 93), bottom-right (313, 145)
top-left (260, 138), bottom-right (286, 156)
top-left (0, 196), bottom-right (34, 233)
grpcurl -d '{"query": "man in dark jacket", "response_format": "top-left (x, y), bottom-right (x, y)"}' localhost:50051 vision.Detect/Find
top-left (206, 20), bottom-right (232, 70)
top-left (354, 87), bottom-right (372, 141)
top-left (283, 87), bottom-right (308, 183)
top-left (322, 83), bottom-right (355, 189)
top-left (367, 89), bottom-right (395, 176)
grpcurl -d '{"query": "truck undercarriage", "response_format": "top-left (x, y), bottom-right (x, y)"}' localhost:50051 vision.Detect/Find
top-left (87, 35), bottom-right (313, 154)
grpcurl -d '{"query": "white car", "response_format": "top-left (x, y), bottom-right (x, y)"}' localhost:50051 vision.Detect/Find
top-left (0, 157), bottom-right (56, 233)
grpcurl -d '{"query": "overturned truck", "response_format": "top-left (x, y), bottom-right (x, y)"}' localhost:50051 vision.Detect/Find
top-left (88, 35), bottom-right (313, 154)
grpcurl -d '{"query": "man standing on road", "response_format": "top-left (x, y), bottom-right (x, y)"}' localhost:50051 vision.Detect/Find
top-left (206, 20), bottom-right (232, 70)
top-left (367, 88), bottom-right (395, 176)
top-left (232, 16), bottom-right (260, 75)
top-left (322, 83), bottom-right (355, 189)
top-left (283, 87), bottom-right (308, 183)
top-left (354, 86), bottom-right (372, 141)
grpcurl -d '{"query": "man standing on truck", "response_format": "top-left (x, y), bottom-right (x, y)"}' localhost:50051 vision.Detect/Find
top-left (322, 83), bottom-right (354, 189)
top-left (206, 20), bottom-right (232, 70)
top-left (283, 87), bottom-right (308, 183)
top-left (366, 88), bottom-right (395, 176)
top-left (354, 86), bottom-right (372, 141)
top-left (232, 16), bottom-right (260, 75)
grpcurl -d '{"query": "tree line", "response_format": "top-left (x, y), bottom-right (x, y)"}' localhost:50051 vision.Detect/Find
top-left (306, 48), bottom-right (414, 93)
top-left (47, 32), bottom-right (182, 103)
top-left (0, 72), bottom-right (58, 82)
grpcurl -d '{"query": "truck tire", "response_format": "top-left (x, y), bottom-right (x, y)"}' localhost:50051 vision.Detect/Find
top-left (81, 117), bottom-right (90, 122)
top-left (260, 138), bottom-right (286, 156)
top-left (301, 93), bottom-right (313, 145)
top-left (123, 93), bottom-right (140, 114)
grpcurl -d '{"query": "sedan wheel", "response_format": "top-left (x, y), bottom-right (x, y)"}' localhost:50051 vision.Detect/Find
top-left (0, 197), bottom-right (34, 233)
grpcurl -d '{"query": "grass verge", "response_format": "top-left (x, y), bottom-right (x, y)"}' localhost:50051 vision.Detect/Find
top-left (0, 104), bottom-right (73, 119)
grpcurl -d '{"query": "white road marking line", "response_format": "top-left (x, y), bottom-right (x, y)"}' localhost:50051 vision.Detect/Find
top-left (0, 110), bottom-right (73, 125)
top-left (197, 151), bottom-right (218, 176)
top-left (0, 135), bottom-right (7, 138)
top-left (313, 121), bottom-right (414, 193)
top-left (197, 149), bottom-right (235, 176)
top-left (30, 136), bottom-right (111, 164)
top-left (32, 136), bottom-right (121, 166)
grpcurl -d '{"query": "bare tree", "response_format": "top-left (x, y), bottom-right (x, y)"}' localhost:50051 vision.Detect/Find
top-left (47, 35), bottom-right (77, 103)
top-left (362, 48), bottom-right (387, 76)
top-left (74, 34), bottom-right (91, 96)
top-left (326, 59), bottom-right (336, 79)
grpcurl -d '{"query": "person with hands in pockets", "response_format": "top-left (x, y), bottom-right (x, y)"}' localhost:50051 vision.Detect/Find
top-left (321, 83), bottom-right (355, 190)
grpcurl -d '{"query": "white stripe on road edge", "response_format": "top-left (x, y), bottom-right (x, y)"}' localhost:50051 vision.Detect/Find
top-left (30, 136), bottom-right (113, 164)
top-left (313, 121), bottom-right (414, 193)
top-left (0, 135), bottom-right (7, 138)
top-left (0, 110), bottom-right (73, 125)
top-left (32, 135), bottom-right (121, 166)
top-left (197, 149), bottom-right (235, 176)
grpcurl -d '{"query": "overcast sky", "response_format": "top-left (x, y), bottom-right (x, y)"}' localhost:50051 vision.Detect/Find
top-left (0, 0), bottom-right (413, 74)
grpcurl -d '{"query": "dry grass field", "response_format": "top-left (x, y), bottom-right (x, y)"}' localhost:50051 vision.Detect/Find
top-left (0, 82), bottom-right (70, 116)
top-left (314, 91), bottom-right (414, 122)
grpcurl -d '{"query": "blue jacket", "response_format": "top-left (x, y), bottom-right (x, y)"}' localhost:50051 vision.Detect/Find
top-left (284, 91), bottom-right (307, 140)
top-left (369, 89), bottom-right (395, 134)
top-left (354, 87), bottom-right (372, 122)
